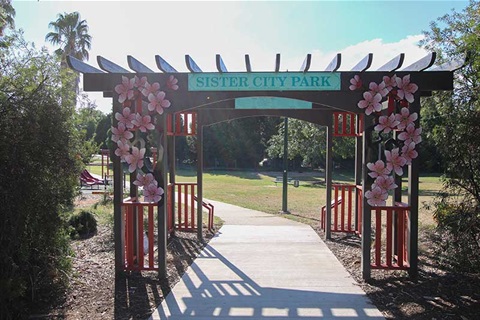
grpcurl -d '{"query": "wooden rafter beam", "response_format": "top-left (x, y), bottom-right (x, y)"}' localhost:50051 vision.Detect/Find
top-left (351, 53), bottom-right (373, 72)
top-left (155, 55), bottom-right (178, 73)
top-left (324, 53), bottom-right (341, 72)
top-left (67, 55), bottom-right (104, 73)
top-left (376, 53), bottom-right (404, 72)
top-left (300, 54), bottom-right (312, 72)
top-left (402, 52), bottom-right (436, 71)
top-left (127, 55), bottom-right (154, 73)
top-left (216, 54), bottom-right (228, 73)
top-left (97, 56), bottom-right (131, 73)
top-left (185, 55), bottom-right (202, 73)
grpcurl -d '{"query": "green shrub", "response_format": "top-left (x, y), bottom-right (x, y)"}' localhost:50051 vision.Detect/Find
top-left (69, 210), bottom-right (98, 238)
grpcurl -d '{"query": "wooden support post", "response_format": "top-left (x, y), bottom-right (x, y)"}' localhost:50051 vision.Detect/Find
top-left (156, 114), bottom-right (168, 278)
top-left (196, 113), bottom-right (204, 242)
top-left (282, 117), bottom-right (289, 213)
top-left (325, 118), bottom-right (333, 240)
top-left (354, 114), bottom-right (362, 229)
top-left (408, 97), bottom-right (421, 279)
top-left (168, 130), bottom-right (176, 236)
top-left (361, 115), bottom-right (374, 280)
top-left (112, 100), bottom-right (125, 273)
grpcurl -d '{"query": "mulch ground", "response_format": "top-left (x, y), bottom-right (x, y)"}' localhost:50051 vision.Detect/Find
top-left (30, 194), bottom-right (480, 319)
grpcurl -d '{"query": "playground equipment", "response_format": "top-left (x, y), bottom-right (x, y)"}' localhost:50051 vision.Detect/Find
top-left (80, 169), bottom-right (105, 189)
top-left (68, 50), bottom-right (460, 280)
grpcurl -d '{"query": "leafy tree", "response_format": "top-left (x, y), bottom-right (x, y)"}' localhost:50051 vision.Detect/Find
top-left (0, 31), bottom-right (83, 318)
top-left (0, 0), bottom-right (14, 36)
top-left (421, 0), bottom-right (480, 271)
top-left (94, 113), bottom-right (112, 149)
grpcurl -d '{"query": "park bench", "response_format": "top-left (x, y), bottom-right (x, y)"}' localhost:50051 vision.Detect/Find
top-left (274, 176), bottom-right (293, 186)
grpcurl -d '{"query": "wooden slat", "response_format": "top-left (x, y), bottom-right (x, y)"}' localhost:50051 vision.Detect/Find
top-left (127, 55), bottom-right (154, 73)
top-left (429, 57), bottom-right (465, 71)
top-left (245, 54), bottom-right (252, 72)
top-left (376, 53), bottom-right (405, 72)
top-left (97, 56), bottom-right (131, 73)
top-left (324, 53), bottom-right (341, 72)
top-left (185, 54), bottom-right (203, 73)
top-left (66, 55), bottom-right (104, 73)
top-left (401, 52), bottom-right (436, 71)
top-left (155, 55), bottom-right (178, 73)
top-left (300, 54), bottom-right (311, 72)
top-left (351, 53), bottom-right (373, 72)
top-left (275, 53), bottom-right (281, 72)
top-left (216, 54), bottom-right (228, 73)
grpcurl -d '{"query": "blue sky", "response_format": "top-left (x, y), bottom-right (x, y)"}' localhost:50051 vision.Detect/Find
top-left (11, 0), bottom-right (469, 113)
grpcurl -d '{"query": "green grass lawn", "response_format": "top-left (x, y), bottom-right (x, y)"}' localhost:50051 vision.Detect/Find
top-left (175, 169), bottom-right (443, 228)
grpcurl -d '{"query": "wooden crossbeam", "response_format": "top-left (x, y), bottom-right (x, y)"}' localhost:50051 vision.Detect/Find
top-left (216, 54), bottom-right (228, 73)
top-left (185, 55), bottom-right (202, 73)
top-left (127, 55), bottom-right (154, 73)
top-left (300, 54), bottom-right (312, 72)
top-left (275, 53), bottom-right (280, 72)
top-left (324, 53), bottom-right (341, 72)
top-left (155, 55), bottom-right (178, 73)
top-left (245, 54), bottom-right (252, 72)
top-left (67, 55), bottom-right (104, 74)
top-left (351, 53), bottom-right (373, 72)
top-left (376, 53), bottom-right (404, 72)
top-left (402, 52), bottom-right (436, 71)
top-left (97, 56), bottom-right (131, 73)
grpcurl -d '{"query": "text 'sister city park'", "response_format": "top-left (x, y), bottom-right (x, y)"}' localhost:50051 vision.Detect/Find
top-left (1, 1), bottom-right (479, 319)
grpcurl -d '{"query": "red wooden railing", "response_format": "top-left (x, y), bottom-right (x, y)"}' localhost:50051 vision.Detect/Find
top-left (333, 112), bottom-right (363, 137)
top-left (370, 202), bottom-right (410, 270)
top-left (167, 112), bottom-right (197, 136)
top-left (356, 186), bottom-right (363, 236)
top-left (122, 198), bottom-right (157, 271)
top-left (170, 183), bottom-right (215, 232)
top-left (321, 184), bottom-right (357, 233)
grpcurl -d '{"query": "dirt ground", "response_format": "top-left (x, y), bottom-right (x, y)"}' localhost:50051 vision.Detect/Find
top-left (30, 194), bottom-right (479, 319)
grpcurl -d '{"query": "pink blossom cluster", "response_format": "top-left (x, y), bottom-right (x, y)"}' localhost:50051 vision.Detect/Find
top-left (111, 75), bottom-right (178, 200)
top-left (350, 74), bottom-right (421, 206)
top-left (133, 173), bottom-right (164, 203)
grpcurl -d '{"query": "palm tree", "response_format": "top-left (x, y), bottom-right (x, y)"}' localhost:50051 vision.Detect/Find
top-left (45, 12), bottom-right (92, 68)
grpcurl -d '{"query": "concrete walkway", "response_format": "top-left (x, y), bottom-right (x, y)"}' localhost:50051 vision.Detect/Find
top-left (149, 201), bottom-right (384, 319)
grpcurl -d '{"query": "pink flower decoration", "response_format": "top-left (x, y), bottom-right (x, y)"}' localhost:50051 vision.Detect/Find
top-left (365, 186), bottom-right (388, 206)
top-left (134, 76), bottom-right (148, 90)
top-left (401, 142), bottom-right (418, 165)
top-left (385, 148), bottom-right (407, 176)
top-left (114, 140), bottom-right (130, 161)
top-left (358, 91), bottom-right (383, 115)
top-left (349, 75), bottom-right (362, 91)
top-left (375, 114), bottom-right (400, 133)
top-left (148, 91), bottom-right (171, 114)
top-left (115, 107), bottom-right (135, 129)
top-left (144, 183), bottom-right (164, 203)
top-left (395, 107), bottom-right (418, 131)
top-left (167, 75), bottom-right (179, 90)
top-left (112, 123), bottom-right (134, 143)
top-left (398, 124), bottom-right (422, 145)
top-left (367, 160), bottom-right (391, 179)
top-left (125, 146), bottom-right (145, 173)
top-left (133, 173), bottom-right (156, 187)
top-left (114, 76), bottom-right (135, 104)
top-left (132, 113), bottom-right (155, 132)
top-left (369, 81), bottom-right (389, 97)
top-left (372, 176), bottom-right (398, 191)
top-left (395, 74), bottom-right (418, 103)
top-left (382, 75), bottom-right (398, 90)
top-left (141, 82), bottom-right (160, 98)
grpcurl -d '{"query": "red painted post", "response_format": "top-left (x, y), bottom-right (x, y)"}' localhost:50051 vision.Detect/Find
top-left (347, 186), bottom-right (352, 232)
top-left (148, 205), bottom-right (154, 269)
top-left (342, 113), bottom-right (347, 136)
top-left (138, 204), bottom-right (144, 268)
top-left (334, 186), bottom-right (338, 230)
top-left (375, 209), bottom-right (382, 267)
top-left (357, 186), bottom-right (363, 236)
top-left (341, 186), bottom-right (345, 231)
top-left (386, 209), bottom-right (393, 267)
top-left (398, 209), bottom-right (405, 267)
top-left (190, 184), bottom-right (195, 229)
top-left (176, 113), bottom-right (182, 135)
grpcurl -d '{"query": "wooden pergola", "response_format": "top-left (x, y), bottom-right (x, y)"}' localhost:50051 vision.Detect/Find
top-left (69, 51), bottom-right (459, 280)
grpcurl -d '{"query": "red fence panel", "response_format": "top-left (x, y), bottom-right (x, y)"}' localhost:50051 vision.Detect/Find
top-left (333, 113), bottom-right (363, 137)
top-left (167, 112), bottom-right (197, 136)
top-left (370, 202), bottom-right (410, 270)
top-left (321, 184), bottom-right (357, 233)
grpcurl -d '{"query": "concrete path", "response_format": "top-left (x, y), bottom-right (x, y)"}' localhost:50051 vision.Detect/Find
top-left (149, 201), bottom-right (384, 319)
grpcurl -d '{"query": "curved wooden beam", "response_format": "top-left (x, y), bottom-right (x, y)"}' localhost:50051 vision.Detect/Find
top-left (351, 53), bottom-right (373, 72)
top-left (429, 55), bottom-right (465, 71)
top-left (300, 54), bottom-right (312, 72)
top-left (97, 56), bottom-right (130, 73)
top-left (127, 55), bottom-right (154, 73)
top-left (402, 52), bottom-right (436, 71)
top-left (216, 54), bottom-right (228, 73)
top-left (155, 55), bottom-right (178, 73)
top-left (185, 55), bottom-right (203, 73)
top-left (66, 55), bottom-right (104, 74)
top-left (376, 53), bottom-right (405, 72)
top-left (324, 53), bottom-right (341, 72)
top-left (245, 54), bottom-right (252, 72)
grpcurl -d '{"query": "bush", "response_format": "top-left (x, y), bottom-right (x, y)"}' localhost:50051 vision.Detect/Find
top-left (69, 210), bottom-right (98, 238)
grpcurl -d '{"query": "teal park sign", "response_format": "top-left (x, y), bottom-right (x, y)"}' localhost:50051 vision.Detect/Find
top-left (188, 72), bottom-right (340, 92)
